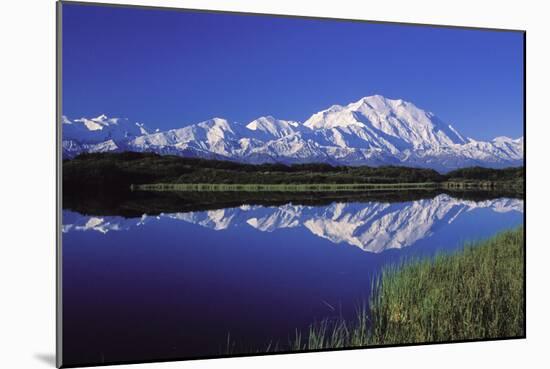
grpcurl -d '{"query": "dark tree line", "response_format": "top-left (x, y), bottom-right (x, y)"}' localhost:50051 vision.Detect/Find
top-left (63, 152), bottom-right (523, 194)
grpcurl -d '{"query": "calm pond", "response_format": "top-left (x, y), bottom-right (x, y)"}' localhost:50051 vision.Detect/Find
top-left (62, 192), bottom-right (523, 365)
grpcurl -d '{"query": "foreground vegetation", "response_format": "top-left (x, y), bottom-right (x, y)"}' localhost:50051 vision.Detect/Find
top-left (224, 228), bottom-right (523, 354)
top-left (288, 227), bottom-right (525, 350)
top-left (371, 227), bottom-right (524, 344)
top-left (63, 152), bottom-right (524, 194)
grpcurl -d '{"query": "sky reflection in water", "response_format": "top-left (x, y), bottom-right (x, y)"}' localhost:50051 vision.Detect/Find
top-left (61, 194), bottom-right (524, 365)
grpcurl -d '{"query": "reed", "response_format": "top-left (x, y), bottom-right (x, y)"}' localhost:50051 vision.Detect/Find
top-left (294, 227), bottom-right (524, 350)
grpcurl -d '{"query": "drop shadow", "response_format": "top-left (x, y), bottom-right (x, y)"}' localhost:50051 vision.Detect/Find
top-left (34, 353), bottom-right (56, 367)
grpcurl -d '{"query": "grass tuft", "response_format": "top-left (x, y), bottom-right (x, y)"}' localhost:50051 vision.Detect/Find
top-left (292, 227), bottom-right (524, 350)
top-left (220, 227), bottom-right (524, 354)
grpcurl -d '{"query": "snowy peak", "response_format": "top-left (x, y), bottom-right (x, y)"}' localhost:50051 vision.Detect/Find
top-left (489, 136), bottom-right (523, 161)
top-left (62, 95), bottom-right (523, 171)
top-left (305, 95), bottom-right (467, 148)
top-left (246, 116), bottom-right (301, 139)
top-left (493, 136), bottom-right (524, 145)
top-left (73, 114), bottom-right (122, 131)
top-left (63, 114), bottom-right (151, 144)
top-left (125, 117), bottom-right (243, 159)
top-left (197, 117), bottom-right (234, 133)
top-left (349, 94), bottom-right (405, 112)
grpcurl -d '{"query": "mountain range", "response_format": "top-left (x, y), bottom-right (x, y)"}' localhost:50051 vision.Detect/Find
top-left (62, 195), bottom-right (523, 253)
top-left (62, 95), bottom-right (523, 172)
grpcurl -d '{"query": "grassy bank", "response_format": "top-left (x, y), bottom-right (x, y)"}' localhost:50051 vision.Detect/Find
top-left (134, 181), bottom-right (522, 194)
top-left (133, 182), bottom-right (439, 192)
top-left (289, 227), bottom-right (524, 351)
top-left (443, 180), bottom-right (524, 193)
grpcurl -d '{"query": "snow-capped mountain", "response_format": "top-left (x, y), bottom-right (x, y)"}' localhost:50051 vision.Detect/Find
top-left (63, 195), bottom-right (524, 253)
top-left (62, 114), bottom-right (155, 157)
top-left (62, 96), bottom-right (523, 171)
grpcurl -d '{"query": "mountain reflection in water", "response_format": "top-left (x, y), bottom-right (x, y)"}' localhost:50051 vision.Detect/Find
top-left (63, 194), bottom-right (523, 254)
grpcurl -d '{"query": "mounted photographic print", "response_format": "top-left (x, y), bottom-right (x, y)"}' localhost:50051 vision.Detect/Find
top-left (57, 1), bottom-right (526, 367)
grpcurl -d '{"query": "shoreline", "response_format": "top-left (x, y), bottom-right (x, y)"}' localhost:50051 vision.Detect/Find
top-left (133, 182), bottom-right (439, 192)
top-left (133, 181), bottom-right (523, 193)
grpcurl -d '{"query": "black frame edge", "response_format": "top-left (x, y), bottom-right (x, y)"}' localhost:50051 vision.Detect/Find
top-left (522, 30), bottom-right (527, 340)
top-left (56, 1), bottom-right (64, 368)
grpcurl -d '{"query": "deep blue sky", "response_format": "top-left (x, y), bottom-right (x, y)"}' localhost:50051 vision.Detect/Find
top-left (62, 3), bottom-right (524, 140)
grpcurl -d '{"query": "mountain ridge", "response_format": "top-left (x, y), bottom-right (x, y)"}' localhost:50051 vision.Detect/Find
top-left (62, 95), bottom-right (523, 172)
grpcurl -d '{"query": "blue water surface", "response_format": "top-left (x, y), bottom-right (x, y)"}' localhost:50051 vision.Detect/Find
top-left (62, 194), bottom-right (523, 365)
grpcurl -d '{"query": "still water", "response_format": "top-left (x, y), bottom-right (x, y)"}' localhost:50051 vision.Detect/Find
top-left (62, 193), bottom-right (523, 365)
